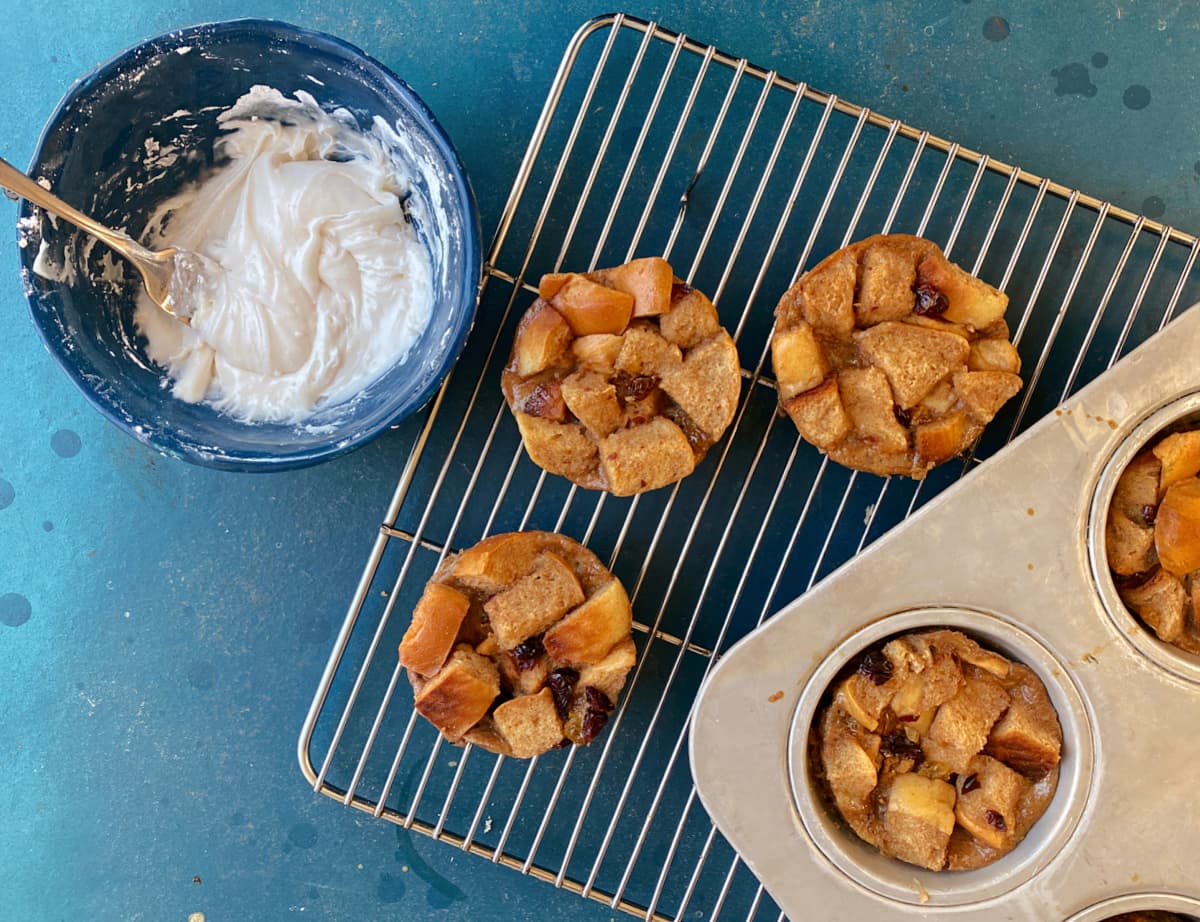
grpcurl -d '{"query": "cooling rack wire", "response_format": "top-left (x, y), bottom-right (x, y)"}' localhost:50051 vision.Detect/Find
top-left (299, 13), bottom-right (1200, 922)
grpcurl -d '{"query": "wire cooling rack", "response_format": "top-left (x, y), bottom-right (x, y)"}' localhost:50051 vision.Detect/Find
top-left (299, 13), bottom-right (1200, 921)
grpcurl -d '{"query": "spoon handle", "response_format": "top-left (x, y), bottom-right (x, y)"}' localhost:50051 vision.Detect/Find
top-left (0, 155), bottom-right (158, 262)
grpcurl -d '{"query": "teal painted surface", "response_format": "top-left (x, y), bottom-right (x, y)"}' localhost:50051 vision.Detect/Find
top-left (1, 2), bottom-right (1197, 920)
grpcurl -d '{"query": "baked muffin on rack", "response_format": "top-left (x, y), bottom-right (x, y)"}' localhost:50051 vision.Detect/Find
top-left (770, 234), bottom-right (1023, 478)
top-left (399, 531), bottom-right (636, 758)
top-left (1106, 423), bottom-right (1200, 655)
top-left (812, 630), bottom-right (1062, 872)
top-left (501, 258), bottom-right (741, 495)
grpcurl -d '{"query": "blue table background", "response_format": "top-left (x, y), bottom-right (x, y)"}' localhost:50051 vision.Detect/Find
top-left (2, 3), bottom-right (1198, 920)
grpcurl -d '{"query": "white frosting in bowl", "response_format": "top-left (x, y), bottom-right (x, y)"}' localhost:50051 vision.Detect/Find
top-left (135, 86), bottom-right (434, 423)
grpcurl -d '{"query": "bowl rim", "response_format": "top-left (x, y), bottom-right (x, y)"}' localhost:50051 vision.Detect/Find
top-left (18, 17), bottom-right (482, 472)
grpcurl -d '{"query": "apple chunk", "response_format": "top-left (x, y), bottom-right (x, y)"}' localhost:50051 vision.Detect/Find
top-left (514, 303), bottom-right (573, 377)
top-left (1155, 478), bottom-right (1200, 575)
top-left (917, 253), bottom-right (1007, 329)
top-left (771, 321), bottom-right (829, 400)
top-left (552, 276), bottom-right (634, 335)
top-left (596, 257), bottom-right (673, 317)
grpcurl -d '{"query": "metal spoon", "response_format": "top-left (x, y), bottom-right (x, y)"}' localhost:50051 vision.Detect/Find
top-left (0, 154), bottom-right (205, 321)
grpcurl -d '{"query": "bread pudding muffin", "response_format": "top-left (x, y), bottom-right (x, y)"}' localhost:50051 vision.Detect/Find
top-left (771, 235), bottom-right (1023, 478)
top-left (812, 629), bottom-right (1062, 871)
top-left (1106, 423), bottom-right (1200, 655)
top-left (399, 531), bottom-right (636, 757)
top-left (502, 258), bottom-right (741, 495)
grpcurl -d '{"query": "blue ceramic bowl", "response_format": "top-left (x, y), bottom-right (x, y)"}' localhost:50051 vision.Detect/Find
top-left (19, 20), bottom-right (480, 471)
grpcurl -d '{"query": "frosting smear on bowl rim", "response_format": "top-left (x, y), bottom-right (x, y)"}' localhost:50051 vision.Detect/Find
top-left (134, 86), bottom-right (434, 424)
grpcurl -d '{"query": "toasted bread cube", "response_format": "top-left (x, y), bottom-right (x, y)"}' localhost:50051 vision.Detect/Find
top-left (1106, 509), bottom-right (1157, 576)
top-left (514, 412), bottom-right (599, 482)
top-left (882, 774), bottom-right (956, 871)
top-left (1156, 479), bottom-right (1200, 575)
top-left (461, 724), bottom-right (513, 757)
top-left (821, 725), bottom-right (879, 804)
top-left (399, 583), bottom-right (472, 677)
top-left (917, 253), bottom-right (1008, 329)
top-left (452, 534), bottom-right (535, 595)
top-left (552, 275), bottom-right (634, 335)
top-left (833, 671), bottom-right (902, 732)
top-left (493, 687), bottom-right (565, 758)
top-left (659, 285), bottom-right (721, 348)
top-left (1120, 567), bottom-right (1188, 644)
top-left (855, 321), bottom-right (970, 409)
top-left (599, 417), bottom-right (695, 495)
top-left (561, 369), bottom-right (623, 437)
top-left (515, 303), bottom-right (573, 377)
top-left (483, 552), bottom-right (586, 649)
top-left (952, 371), bottom-right (1022, 423)
top-left (577, 636), bottom-right (637, 702)
top-left (955, 754), bottom-right (1029, 850)
top-left (1153, 431), bottom-right (1200, 493)
top-left (856, 242), bottom-right (919, 326)
top-left (596, 257), bottom-right (673, 318)
top-left (772, 322), bottom-right (830, 401)
top-left (572, 333), bottom-right (624, 371)
top-left (922, 674), bottom-right (1010, 774)
top-left (889, 652), bottom-right (964, 720)
top-left (904, 314), bottom-right (971, 339)
top-left (1114, 451), bottom-right (1164, 520)
top-left (538, 272), bottom-right (572, 300)
top-left (968, 337), bottom-right (1022, 374)
top-left (985, 664), bottom-right (1062, 777)
top-left (783, 377), bottom-right (852, 451)
top-left (659, 332), bottom-right (740, 439)
top-left (915, 412), bottom-right (969, 466)
top-left (839, 366), bottom-right (909, 454)
top-left (544, 579), bottom-right (633, 665)
top-left (413, 645), bottom-right (500, 739)
top-left (776, 249), bottom-right (857, 336)
top-left (614, 323), bottom-right (683, 376)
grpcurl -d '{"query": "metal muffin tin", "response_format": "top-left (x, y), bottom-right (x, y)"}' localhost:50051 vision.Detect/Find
top-left (691, 304), bottom-right (1200, 920)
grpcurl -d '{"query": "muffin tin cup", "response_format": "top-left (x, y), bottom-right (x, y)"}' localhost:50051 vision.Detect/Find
top-left (1088, 391), bottom-right (1200, 685)
top-left (1065, 893), bottom-right (1200, 921)
top-left (787, 607), bottom-right (1093, 908)
top-left (690, 304), bottom-right (1200, 920)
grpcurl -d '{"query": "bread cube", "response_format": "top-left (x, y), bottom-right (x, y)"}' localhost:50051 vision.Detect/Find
top-left (783, 377), bottom-right (852, 451)
top-left (839, 366), bottom-right (909, 454)
top-left (916, 253), bottom-right (1008, 329)
top-left (968, 338), bottom-right (1021, 374)
top-left (914, 412), bottom-right (968, 466)
top-left (614, 323), bottom-right (682, 376)
top-left (399, 582), bottom-right (471, 677)
top-left (881, 774), bottom-right (956, 870)
top-left (856, 242), bottom-right (919, 326)
top-left (544, 579), bottom-right (633, 665)
top-left (595, 257), bottom-right (673, 318)
top-left (514, 412), bottom-right (599, 482)
top-left (922, 674), bottom-right (1010, 774)
top-left (1152, 430), bottom-right (1200, 492)
top-left (561, 369), bottom-right (623, 437)
top-left (952, 371), bottom-right (1022, 423)
top-left (572, 333), bottom-right (624, 371)
top-left (514, 303), bottom-right (573, 377)
top-left (771, 321), bottom-right (829, 400)
top-left (660, 332), bottom-right (740, 439)
top-left (577, 636), bottom-right (637, 702)
top-left (1120, 568), bottom-right (1188, 645)
top-left (413, 645), bottom-right (500, 739)
top-left (658, 285), bottom-right (721, 348)
top-left (985, 664), bottom-right (1062, 778)
top-left (954, 754), bottom-right (1030, 850)
top-left (552, 275), bottom-right (634, 335)
top-left (598, 417), bottom-right (695, 495)
top-left (493, 687), bottom-right (564, 758)
top-left (484, 551), bottom-right (586, 649)
top-left (854, 321), bottom-right (970, 410)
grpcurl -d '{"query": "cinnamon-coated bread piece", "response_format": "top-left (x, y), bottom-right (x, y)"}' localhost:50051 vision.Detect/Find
top-left (399, 531), bottom-right (636, 757)
top-left (502, 257), bottom-right (742, 495)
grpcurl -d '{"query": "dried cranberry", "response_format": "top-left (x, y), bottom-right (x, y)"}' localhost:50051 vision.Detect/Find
top-left (1141, 503), bottom-right (1158, 526)
top-left (510, 635), bottom-right (545, 671)
top-left (898, 714), bottom-right (919, 722)
top-left (961, 773), bottom-right (980, 794)
top-left (1113, 569), bottom-right (1156, 590)
top-left (913, 283), bottom-right (949, 317)
top-left (984, 809), bottom-right (1007, 831)
top-left (947, 773), bottom-right (959, 787)
top-left (894, 405), bottom-right (912, 428)
top-left (521, 382), bottom-right (565, 420)
top-left (554, 737), bottom-right (572, 750)
top-left (579, 686), bottom-right (615, 743)
top-left (856, 650), bottom-right (893, 686)
top-left (880, 731), bottom-right (924, 767)
top-left (671, 281), bottom-right (693, 301)
top-left (615, 372), bottom-right (660, 405)
top-left (546, 669), bottom-right (579, 719)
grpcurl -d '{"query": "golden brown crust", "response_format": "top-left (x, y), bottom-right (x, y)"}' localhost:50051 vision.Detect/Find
top-left (399, 531), bottom-right (636, 757)
top-left (812, 630), bottom-right (1062, 872)
top-left (1106, 424), bottom-right (1200, 655)
top-left (503, 258), bottom-right (741, 496)
top-left (771, 234), bottom-right (1022, 479)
